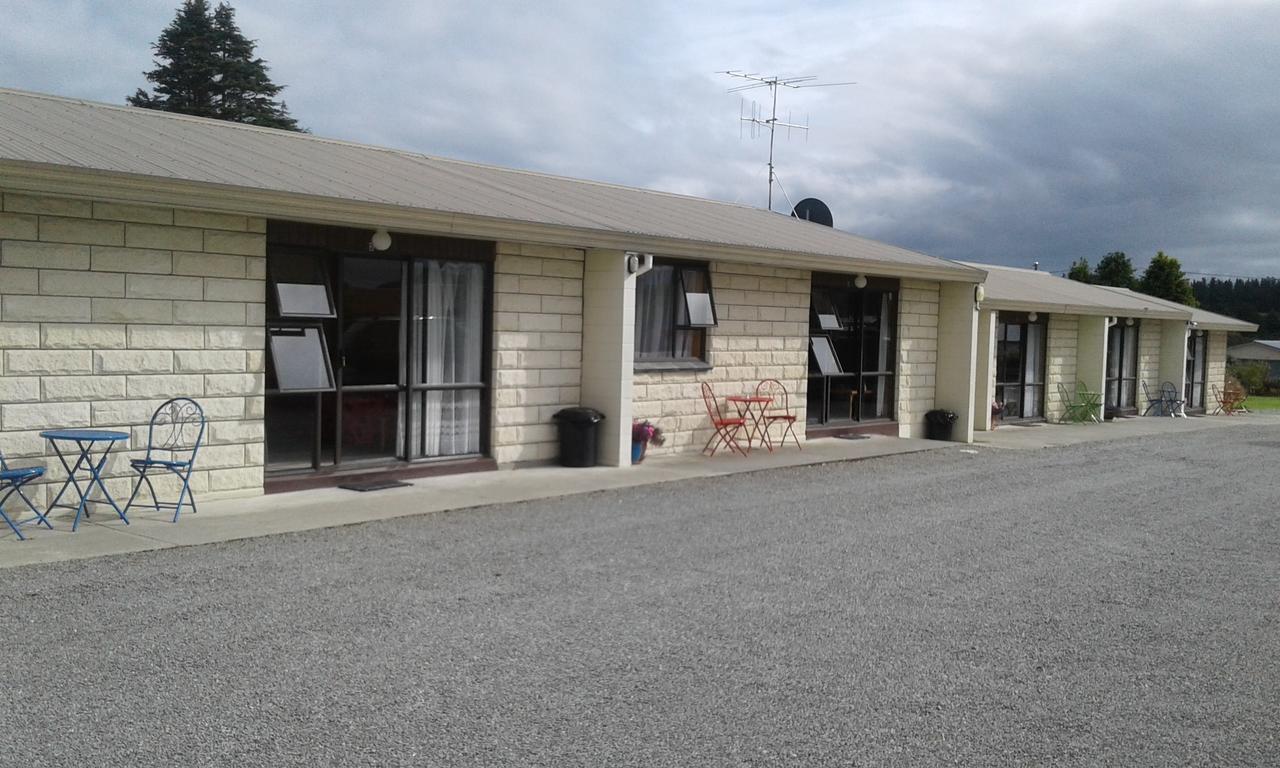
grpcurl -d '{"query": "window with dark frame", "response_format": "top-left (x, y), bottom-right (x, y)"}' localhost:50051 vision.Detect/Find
top-left (267, 325), bottom-right (335, 392)
top-left (635, 260), bottom-right (717, 364)
top-left (270, 250), bottom-right (335, 318)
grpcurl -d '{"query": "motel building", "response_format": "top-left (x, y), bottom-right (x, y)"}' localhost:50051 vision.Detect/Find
top-left (0, 88), bottom-right (1256, 509)
top-left (968, 263), bottom-right (1256, 430)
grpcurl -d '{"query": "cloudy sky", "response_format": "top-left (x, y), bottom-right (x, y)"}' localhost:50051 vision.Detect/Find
top-left (2, 0), bottom-right (1278, 277)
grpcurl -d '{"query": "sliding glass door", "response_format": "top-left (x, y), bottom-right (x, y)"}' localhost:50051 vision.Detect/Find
top-left (337, 257), bottom-right (405, 463)
top-left (410, 260), bottom-right (487, 458)
top-left (807, 274), bottom-right (898, 426)
top-left (265, 227), bottom-right (492, 477)
top-left (1185, 331), bottom-right (1207, 412)
top-left (1105, 320), bottom-right (1139, 417)
top-left (995, 313), bottom-right (1046, 420)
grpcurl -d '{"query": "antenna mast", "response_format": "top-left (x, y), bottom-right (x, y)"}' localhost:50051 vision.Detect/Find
top-left (721, 70), bottom-right (855, 212)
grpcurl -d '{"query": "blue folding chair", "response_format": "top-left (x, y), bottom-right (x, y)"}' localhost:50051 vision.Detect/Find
top-left (123, 398), bottom-right (206, 523)
top-left (1, 452), bottom-right (51, 541)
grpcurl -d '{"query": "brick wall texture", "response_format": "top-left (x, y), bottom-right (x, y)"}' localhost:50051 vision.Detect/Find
top-left (1044, 314), bottom-right (1079, 423)
top-left (1207, 330), bottom-right (1228, 396)
top-left (490, 243), bottom-right (584, 465)
top-left (0, 190), bottom-right (265, 505)
top-left (896, 279), bottom-right (940, 437)
top-left (1135, 319), bottom-right (1162, 400)
top-left (633, 262), bottom-right (810, 456)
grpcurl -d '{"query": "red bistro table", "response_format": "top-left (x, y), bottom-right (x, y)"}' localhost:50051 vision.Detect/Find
top-left (725, 395), bottom-right (773, 452)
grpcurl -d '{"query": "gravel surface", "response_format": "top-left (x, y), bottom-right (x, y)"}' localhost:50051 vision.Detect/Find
top-left (2, 424), bottom-right (1278, 767)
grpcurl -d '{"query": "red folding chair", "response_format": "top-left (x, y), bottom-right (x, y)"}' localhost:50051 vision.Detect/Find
top-left (701, 382), bottom-right (748, 456)
top-left (755, 379), bottom-right (801, 450)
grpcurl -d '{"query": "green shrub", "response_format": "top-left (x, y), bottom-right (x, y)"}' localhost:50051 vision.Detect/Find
top-left (1229, 360), bottom-right (1268, 393)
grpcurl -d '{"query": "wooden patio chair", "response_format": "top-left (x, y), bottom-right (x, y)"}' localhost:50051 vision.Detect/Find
top-left (756, 379), bottom-right (801, 451)
top-left (701, 382), bottom-right (748, 457)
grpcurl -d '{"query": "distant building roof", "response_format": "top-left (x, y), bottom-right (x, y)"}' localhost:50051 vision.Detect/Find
top-left (1228, 340), bottom-right (1280, 359)
top-left (0, 88), bottom-right (983, 282)
top-left (963, 262), bottom-right (1191, 320)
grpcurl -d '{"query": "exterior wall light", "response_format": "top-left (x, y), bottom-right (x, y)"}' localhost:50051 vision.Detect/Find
top-left (369, 227), bottom-right (392, 252)
top-left (974, 284), bottom-right (985, 304)
top-left (1028, 311), bottom-right (1038, 322)
top-left (1125, 317), bottom-right (1135, 326)
top-left (853, 274), bottom-right (868, 289)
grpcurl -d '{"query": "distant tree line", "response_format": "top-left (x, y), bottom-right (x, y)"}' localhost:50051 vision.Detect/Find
top-left (1192, 277), bottom-right (1280, 341)
top-left (1066, 251), bottom-right (1196, 306)
top-left (1067, 250), bottom-right (1279, 343)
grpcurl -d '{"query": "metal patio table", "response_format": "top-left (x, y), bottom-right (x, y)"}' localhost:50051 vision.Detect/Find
top-left (726, 395), bottom-right (774, 452)
top-left (39, 429), bottom-right (130, 532)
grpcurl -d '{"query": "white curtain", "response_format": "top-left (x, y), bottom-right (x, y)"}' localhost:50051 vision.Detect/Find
top-left (635, 266), bottom-right (692, 359)
top-left (422, 261), bottom-right (484, 456)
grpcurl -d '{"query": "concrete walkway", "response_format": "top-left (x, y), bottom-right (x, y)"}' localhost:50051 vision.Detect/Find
top-left (3, 413), bottom-right (1271, 569)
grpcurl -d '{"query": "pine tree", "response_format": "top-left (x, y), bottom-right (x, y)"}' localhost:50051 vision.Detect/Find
top-left (128, 0), bottom-right (302, 131)
top-left (1139, 251), bottom-right (1198, 307)
top-left (1067, 257), bottom-right (1093, 283)
top-left (1094, 251), bottom-right (1137, 290)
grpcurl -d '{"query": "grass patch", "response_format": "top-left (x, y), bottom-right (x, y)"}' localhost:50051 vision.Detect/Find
top-left (1244, 395), bottom-right (1280, 411)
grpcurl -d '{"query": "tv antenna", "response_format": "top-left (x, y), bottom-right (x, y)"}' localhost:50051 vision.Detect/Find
top-left (721, 70), bottom-right (855, 212)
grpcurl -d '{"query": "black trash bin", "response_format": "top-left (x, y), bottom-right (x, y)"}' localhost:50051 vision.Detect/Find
top-left (553, 407), bottom-right (606, 467)
top-left (924, 409), bottom-right (957, 441)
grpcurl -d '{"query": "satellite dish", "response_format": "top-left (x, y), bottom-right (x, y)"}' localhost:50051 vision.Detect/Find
top-left (791, 198), bottom-right (833, 227)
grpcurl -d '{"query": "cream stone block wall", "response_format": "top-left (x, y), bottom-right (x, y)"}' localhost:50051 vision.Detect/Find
top-left (1044, 314), bottom-right (1080, 422)
top-left (490, 242), bottom-right (584, 465)
top-left (632, 262), bottom-right (809, 456)
top-left (1135, 319), bottom-right (1162, 402)
top-left (1207, 330), bottom-right (1228, 393)
top-left (0, 190), bottom-right (266, 506)
top-left (896, 279), bottom-right (940, 438)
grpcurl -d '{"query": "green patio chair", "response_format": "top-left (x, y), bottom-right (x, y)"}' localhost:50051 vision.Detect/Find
top-left (1056, 382), bottom-right (1087, 423)
top-left (1075, 381), bottom-right (1102, 424)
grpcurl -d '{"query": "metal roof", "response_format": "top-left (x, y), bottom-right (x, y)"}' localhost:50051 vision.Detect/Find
top-left (0, 88), bottom-right (983, 281)
top-left (1227, 340), bottom-right (1280, 358)
top-left (1092, 286), bottom-right (1259, 332)
top-left (964, 262), bottom-right (1191, 319)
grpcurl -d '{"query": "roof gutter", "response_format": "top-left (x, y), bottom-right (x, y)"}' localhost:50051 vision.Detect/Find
top-left (982, 299), bottom-right (1191, 321)
top-left (0, 160), bottom-right (987, 284)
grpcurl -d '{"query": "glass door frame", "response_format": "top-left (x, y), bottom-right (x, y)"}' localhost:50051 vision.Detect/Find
top-left (806, 274), bottom-right (899, 427)
top-left (406, 257), bottom-right (494, 461)
top-left (331, 254), bottom-right (409, 467)
top-left (1185, 330), bottom-right (1207, 412)
top-left (994, 311), bottom-right (1047, 421)
top-left (264, 222), bottom-right (495, 480)
top-left (1105, 319), bottom-right (1140, 417)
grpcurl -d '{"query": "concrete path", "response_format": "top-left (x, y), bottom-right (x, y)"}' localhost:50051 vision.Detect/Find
top-left (2, 413), bottom-right (1272, 569)
top-left (0, 432), bottom-right (943, 568)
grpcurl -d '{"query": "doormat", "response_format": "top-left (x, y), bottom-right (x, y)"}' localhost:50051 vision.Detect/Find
top-left (835, 434), bottom-right (872, 440)
top-left (338, 480), bottom-right (412, 492)
top-left (1005, 422), bottom-right (1044, 427)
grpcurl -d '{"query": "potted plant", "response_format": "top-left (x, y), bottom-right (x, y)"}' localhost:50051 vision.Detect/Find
top-left (631, 420), bottom-right (665, 464)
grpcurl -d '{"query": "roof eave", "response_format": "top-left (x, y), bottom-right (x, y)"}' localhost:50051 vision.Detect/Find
top-left (0, 160), bottom-right (985, 284)
top-left (982, 298), bottom-right (1190, 321)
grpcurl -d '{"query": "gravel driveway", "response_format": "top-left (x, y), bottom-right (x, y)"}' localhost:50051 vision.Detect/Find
top-left (2, 424), bottom-right (1278, 766)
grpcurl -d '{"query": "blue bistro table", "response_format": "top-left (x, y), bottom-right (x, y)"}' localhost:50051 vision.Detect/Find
top-left (39, 429), bottom-right (130, 532)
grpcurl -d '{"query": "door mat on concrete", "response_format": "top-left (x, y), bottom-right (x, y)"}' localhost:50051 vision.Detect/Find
top-left (835, 434), bottom-right (872, 440)
top-left (338, 480), bottom-right (412, 492)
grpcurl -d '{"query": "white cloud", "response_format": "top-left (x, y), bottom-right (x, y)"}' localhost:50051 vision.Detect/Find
top-left (2, 0), bottom-right (1279, 276)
